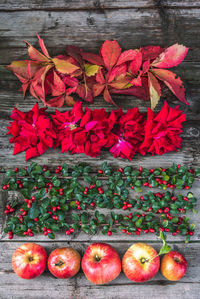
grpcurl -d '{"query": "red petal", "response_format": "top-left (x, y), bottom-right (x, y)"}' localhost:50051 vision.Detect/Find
top-left (25, 147), bottom-right (39, 160)
top-left (151, 44), bottom-right (188, 68)
top-left (152, 69), bottom-right (188, 105)
top-left (100, 40), bottom-right (121, 71)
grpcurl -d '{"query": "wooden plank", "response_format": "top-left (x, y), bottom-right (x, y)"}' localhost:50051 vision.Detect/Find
top-left (1, 9), bottom-right (200, 64)
top-left (0, 242), bottom-right (199, 299)
top-left (1, 0), bottom-right (200, 11)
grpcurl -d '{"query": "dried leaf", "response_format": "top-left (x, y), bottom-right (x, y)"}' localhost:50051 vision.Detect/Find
top-left (100, 40), bottom-right (121, 71)
top-left (152, 44), bottom-right (189, 68)
top-left (141, 46), bottom-right (164, 61)
top-left (148, 72), bottom-right (161, 110)
top-left (93, 83), bottom-right (105, 97)
top-left (152, 68), bottom-right (189, 105)
top-left (103, 87), bottom-right (116, 105)
top-left (52, 57), bottom-right (79, 74)
top-left (7, 60), bottom-right (40, 79)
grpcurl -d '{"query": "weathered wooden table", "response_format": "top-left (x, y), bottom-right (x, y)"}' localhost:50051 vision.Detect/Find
top-left (0, 1), bottom-right (200, 298)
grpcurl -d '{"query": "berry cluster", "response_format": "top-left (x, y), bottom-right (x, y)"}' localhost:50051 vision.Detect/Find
top-left (2, 162), bottom-right (200, 242)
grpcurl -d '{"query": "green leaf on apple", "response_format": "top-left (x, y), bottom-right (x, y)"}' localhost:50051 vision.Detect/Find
top-left (158, 231), bottom-right (171, 255)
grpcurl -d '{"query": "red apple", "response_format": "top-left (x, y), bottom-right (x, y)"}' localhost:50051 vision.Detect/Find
top-left (122, 243), bottom-right (160, 282)
top-left (12, 243), bottom-right (47, 279)
top-left (161, 251), bottom-right (187, 281)
top-left (81, 243), bottom-right (121, 284)
top-left (47, 247), bottom-right (81, 278)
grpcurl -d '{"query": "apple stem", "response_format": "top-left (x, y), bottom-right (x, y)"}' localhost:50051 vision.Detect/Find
top-left (55, 260), bottom-right (64, 267)
top-left (140, 257), bottom-right (149, 264)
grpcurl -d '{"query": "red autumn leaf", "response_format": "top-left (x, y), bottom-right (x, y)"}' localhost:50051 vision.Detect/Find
top-left (116, 49), bottom-right (139, 66)
top-left (93, 83), bottom-right (105, 97)
top-left (7, 60), bottom-right (41, 79)
top-left (142, 60), bottom-right (150, 74)
top-left (100, 40), bottom-right (121, 71)
top-left (103, 87), bottom-right (116, 105)
top-left (128, 51), bottom-right (142, 76)
top-left (81, 51), bottom-right (104, 66)
top-left (130, 76), bottom-right (142, 86)
top-left (47, 95), bottom-right (65, 107)
top-left (25, 40), bottom-right (50, 62)
top-left (151, 68), bottom-right (189, 105)
top-left (140, 46), bottom-right (164, 61)
top-left (109, 77), bottom-right (131, 89)
top-left (110, 77), bottom-right (149, 101)
top-left (36, 33), bottom-right (50, 58)
top-left (148, 72), bottom-right (161, 110)
top-left (151, 44), bottom-right (189, 68)
top-left (65, 95), bottom-right (75, 106)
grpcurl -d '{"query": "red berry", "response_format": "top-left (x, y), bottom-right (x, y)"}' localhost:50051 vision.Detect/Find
top-left (75, 201), bottom-right (80, 205)
top-left (149, 169), bottom-right (154, 173)
top-left (24, 166), bottom-right (27, 170)
top-left (128, 213), bottom-right (133, 219)
top-left (183, 197), bottom-right (188, 201)
top-left (185, 186), bottom-right (190, 190)
top-left (4, 210), bottom-right (9, 214)
top-left (3, 185), bottom-right (7, 190)
top-left (135, 231), bottom-right (140, 235)
top-left (143, 182), bottom-right (149, 186)
top-left (22, 211), bottom-right (27, 216)
top-left (122, 205), bottom-right (127, 210)
top-left (52, 207), bottom-right (57, 212)
top-left (90, 202), bottom-right (95, 207)
top-left (70, 228), bottom-right (74, 233)
top-left (42, 227), bottom-right (47, 231)
top-left (10, 208), bottom-right (15, 213)
top-left (162, 180), bottom-right (167, 185)
top-left (164, 207), bottom-right (170, 213)
top-left (137, 228), bottom-right (142, 232)
top-left (118, 168), bottom-right (123, 173)
top-left (171, 196), bottom-right (177, 201)
top-left (176, 229), bottom-right (180, 233)
top-left (18, 183), bottom-right (23, 188)
top-left (107, 230), bottom-right (112, 236)
top-left (47, 229), bottom-right (52, 234)
top-left (140, 196), bottom-right (144, 200)
top-left (34, 218), bottom-right (38, 221)
top-left (31, 196), bottom-right (35, 201)
top-left (137, 214), bottom-right (141, 218)
top-left (148, 207), bottom-right (152, 212)
top-left (126, 231), bottom-right (132, 235)
top-left (66, 230), bottom-right (71, 235)
top-left (98, 170), bottom-right (103, 174)
top-left (164, 228), bottom-right (170, 232)
top-left (8, 234), bottom-right (13, 239)
top-left (15, 167), bottom-right (19, 173)
top-left (172, 232), bottom-right (177, 236)
top-left (44, 231), bottom-right (48, 236)
top-left (48, 211), bottom-right (52, 215)
top-left (34, 186), bottom-right (38, 190)
top-left (177, 164), bottom-right (181, 169)
top-left (139, 166), bottom-right (143, 172)
top-left (98, 187), bottom-right (103, 194)
top-left (158, 209), bottom-right (163, 213)
top-left (159, 227), bottom-right (164, 232)
top-left (77, 205), bottom-right (81, 210)
top-left (122, 229), bottom-right (127, 233)
top-left (29, 232), bottom-right (34, 237)
top-left (149, 228), bottom-right (155, 233)
top-left (189, 231), bottom-right (194, 236)
top-left (27, 203), bottom-right (32, 208)
top-left (144, 229), bottom-right (149, 233)
top-left (23, 232), bottom-right (28, 236)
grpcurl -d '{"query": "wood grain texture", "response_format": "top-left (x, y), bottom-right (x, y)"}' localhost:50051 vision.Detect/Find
top-left (0, 242), bottom-right (200, 299)
top-left (1, 0), bottom-right (200, 10)
top-left (1, 8), bottom-right (200, 64)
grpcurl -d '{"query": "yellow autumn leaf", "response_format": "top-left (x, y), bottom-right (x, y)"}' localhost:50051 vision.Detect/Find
top-left (52, 58), bottom-right (79, 74)
top-left (148, 72), bottom-right (161, 110)
top-left (84, 64), bottom-right (99, 77)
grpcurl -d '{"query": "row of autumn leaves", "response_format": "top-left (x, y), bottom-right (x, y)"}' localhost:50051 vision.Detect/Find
top-left (7, 101), bottom-right (186, 161)
top-left (7, 34), bottom-right (189, 110)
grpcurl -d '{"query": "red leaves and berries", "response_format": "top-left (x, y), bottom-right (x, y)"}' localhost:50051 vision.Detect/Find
top-left (7, 34), bottom-right (189, 109)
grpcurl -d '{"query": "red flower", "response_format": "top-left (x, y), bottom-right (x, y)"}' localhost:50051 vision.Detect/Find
top-left (140, 101), bottom-right (186, 155)
top-left (85, 108), bottom-right (117, 157)
top-left (51, 101), bottom-right (90, 154)
top-left (7, 103), bottom-right (57, 160)
top-left (110, 107), bottom-right (146, 159)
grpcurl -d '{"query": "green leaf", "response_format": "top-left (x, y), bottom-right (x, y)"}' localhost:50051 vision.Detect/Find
top-left (158, 231), bottom-right (171, 255)
top-left (57, 211), bottom-right (65, 221)
top-left (29, 203), bottom-right (40, 219)
top-left (48, 232), bottom-right (55, 239)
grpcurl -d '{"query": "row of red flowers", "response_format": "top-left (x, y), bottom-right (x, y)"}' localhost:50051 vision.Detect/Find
top-left (7, 34), bottom-right (189, 110)
top-left (7, 101), bottom-right (186, 161)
